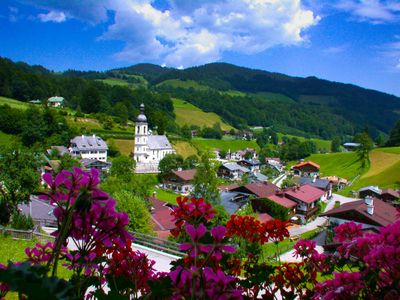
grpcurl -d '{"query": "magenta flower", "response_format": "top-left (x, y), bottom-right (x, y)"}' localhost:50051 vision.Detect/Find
top-left (334, 222), bottom-right (363, 243)
top-left (210, 225), bottom-right (236, 261)
top-left (313, 272), bottom-right (364, 300)
top-left (293, 239), bottom-right (317, 259)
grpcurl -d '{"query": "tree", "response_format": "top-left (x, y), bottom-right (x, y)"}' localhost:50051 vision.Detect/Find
top-left (80, 85), bottom-right (101, 114)
top-left (113, 191), bottom-right (153, 234)
top-left (193, 152), bottom-right (220, 205)
top-left (113, 102), bottom-right (129, 125)
top-left (331, 136), bottom-right (341, 152)
top-left (386, 120), bottom-right (400, 147)
top-left (0, 147), bottom-right (41, 225)
top-left (181, 125), bottom-right (192, 140)
top-left (183, 155), bottom-right (198, 169)
top-left (219, 149), bottom-right (227, 159)
top-left (354, 131), bottom-right (373, 167)
top-left (158, 153), bottom-right (184, 178)
top-left (281, 177), bottom-right (296, 189)
top-left (56, 155), bottom-right (81, 174)
top-left (110, 155), bottom-right (135, 181)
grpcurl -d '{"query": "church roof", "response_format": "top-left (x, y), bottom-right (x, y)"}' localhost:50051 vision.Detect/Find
top-left (136, 103), bottom-right (147, 122)
top-left (147, 135), bottom-right (174, 150)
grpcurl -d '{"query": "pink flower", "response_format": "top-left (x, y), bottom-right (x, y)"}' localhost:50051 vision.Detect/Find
top-left (334, 222), bottom-right (363, 243)
top-left (313, 272), bottom-right (364, 300)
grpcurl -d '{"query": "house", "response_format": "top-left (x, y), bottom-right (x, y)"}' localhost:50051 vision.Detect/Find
top-left (343, 142), bottom-right (361, 151)
top-left (380, 189), bottom-right (400, 207)
top-left (358, 186), bottom-right (382, 199)
top-left (230, 182), bottom-right (280, 199)
top-left (237, 159), bottom-right (261, 173)
top-left (291, 161), bottom-right (320, 177)
top-left (252, 191), bottom-right (297, 221)
top-left (284, 184), bottom-right (325, 221)
top-left (219, 191), bottom-right (249, 214)
top-left (47, 96), bottom-right (64, 108)
top-left (70, 134), bottom-right (108, 162)
top-left (299, 177), bottom-right (332, 200)
top-left (228, 148), bottom-right (257, 161)
top-left (29, 99), bottom-right (42, 105)
top-left (162, 169), bottom-right (196, 194)
top-left (217, 162), bottom-right (250, 180)
top-left (133, 104), bottom-right (176, 173)
top-left (47, 146), bottom-right (70, 157)
top-left (265, 157), bottom-right (283, 171)
top-left (19, 196), bottom-right (57, 227)
top-left (149, 196), bottom-right (176, 239)
top-left (80, 158), bottom-right (111, 172)
top-left (321, 176), bottom-right (348, 191)
top-left (322, 196), bottom-right (399, 231)
top-left (249, 172), bottom-right (268, 183)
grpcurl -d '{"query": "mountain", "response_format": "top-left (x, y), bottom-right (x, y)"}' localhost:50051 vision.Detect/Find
top-left (115, 62), bottom-right (400, 138)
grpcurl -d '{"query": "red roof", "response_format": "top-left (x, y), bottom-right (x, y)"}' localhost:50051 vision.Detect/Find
top-left (322, 198), bottom-right (399, 227)
top-left (240, 182), bottom-right (280, 198)
top-left (172, 169), bottom-right (196, 181)
top-left (267, 194), bottom-right (297, 208)
top-left (258, 213), bottom-right (274, 223)
top-left (149, 197), bottom-right (176, 232)
top-left (218, 184), bottom-right (240, 191)
top-left (381, 189), bottom-right (400, 198)
top-left (285, 184), bottom-right (325, 204)
top-left (292, 161), bottom-right (320, 170)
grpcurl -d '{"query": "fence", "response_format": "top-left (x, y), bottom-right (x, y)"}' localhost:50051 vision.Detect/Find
top-left (0, 226), bottom-right (183, 257)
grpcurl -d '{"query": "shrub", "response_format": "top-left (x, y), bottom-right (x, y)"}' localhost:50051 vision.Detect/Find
top-left (11, 212), bottom-right (34, 230)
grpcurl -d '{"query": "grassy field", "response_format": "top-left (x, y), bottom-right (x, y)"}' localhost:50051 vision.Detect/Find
top-left (0, 131), bottom-right (15, 147)
top-left (112, 139), bottom-right (134, 156)
top-left (252, 92), bottom-right (296, 103)
top-left (277, 133), bottom-right (331, 152)
top-left (157, 79), bottom-right (210, 91)
top-left (172, 98), bottom-right (234, 131)
top-left (65, 116), bottom-right (103, 131)
top-left (0, 96), bottom-right (31, 110)
top-left (192, 138), bottom-right (260, 152)
top-left (97, 78), bottom-right (130, 86)
top-left (306, 152), bottom-right (364, 181)
top-left (171, 140), bottom-right (198, 158)
top-left (154, 187), bottom-right (180, 204)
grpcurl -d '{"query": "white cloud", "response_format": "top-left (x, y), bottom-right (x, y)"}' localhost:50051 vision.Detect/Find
top-left (335, 0), bottom-right (400, 24)
top-left (38, 11), bottom-right (66, 23)
top-left (21, 0), bottom-right (320, 67)
top-left (323, 44), bottom-right (349, 55)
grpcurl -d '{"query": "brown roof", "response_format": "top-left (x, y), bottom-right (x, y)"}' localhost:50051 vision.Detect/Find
top-left (149, 197), bottom-right (176, 232)
top-left (267, 194), bottom-right (297, 208)
top-left (172, 169), bottom-right (196, 181)
top-left (322, 176), bottom-right (348, 185)
top-left (218, 184), bottom-right (240, 191)
top-left (322, 198), bottom-right (399, 227)
top-left (258, 213), bottom-right (274, 223)
top-left (284, 184), bottom-right (325, 204)
top-left (233, 182), bottom-right (280, 198)
top-left (381, 189), bottom-right (400, 198)
top-left (292, 161), bottom-right (320, 170)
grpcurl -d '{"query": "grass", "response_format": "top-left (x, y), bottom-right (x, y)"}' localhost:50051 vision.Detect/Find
top-left (97, 78), bottom-right (130, 86)
top-left (0, 131), bottom-right (15, 147)
top-left (172, 98), bottom-right (234, 131)
top-left (277, 132), bottom-right (331, 152)
top-left (251, 92), bottom-right (296, 103)
top-left (0, 96), bottom-right (31, 110)
top-left (192, 138), bottom-right (260, 153)
top-left (112, 139), bottom-right (134, 156)
top-left (65, 116), bottom-right (102, 131)
top-left (157, 79), bottom-right (210, 91)
top-left (171, 140), bottom-right (198, 158)
top-left (153, 187), bottom-right (180, 205)
top-left (305, 151), bottom-right (364, 181)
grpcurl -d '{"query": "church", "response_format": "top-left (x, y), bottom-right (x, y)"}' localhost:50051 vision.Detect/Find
top-left (133, 104), bottom-right (176, 173)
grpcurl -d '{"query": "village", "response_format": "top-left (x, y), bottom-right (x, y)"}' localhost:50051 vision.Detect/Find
top-left (11, 101), bottom-right (399, 266)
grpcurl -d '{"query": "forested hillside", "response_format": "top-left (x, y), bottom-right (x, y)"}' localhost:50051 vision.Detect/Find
top-left (115, 62), bottom-right (400, 139)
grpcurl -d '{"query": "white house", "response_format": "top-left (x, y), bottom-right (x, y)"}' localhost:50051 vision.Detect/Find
top-left (133, 104), bottom-right (175, 173)
top-left (70, 134), bottom-right (108, 162)
top-left (48, 96), bottom-right (64, 108)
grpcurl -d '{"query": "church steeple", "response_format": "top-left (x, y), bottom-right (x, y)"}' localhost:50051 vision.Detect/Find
top-left (134, 104), bottom-right (149, 163)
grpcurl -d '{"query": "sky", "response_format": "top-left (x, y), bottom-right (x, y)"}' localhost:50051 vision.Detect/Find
top-left (0, 0), bottom-right (399, 96)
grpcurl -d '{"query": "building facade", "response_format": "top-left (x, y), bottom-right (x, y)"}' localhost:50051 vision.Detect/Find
top-left (133, 104), bottom-right (175, 173)
top-left (70, 134), bottom-right (108, 162)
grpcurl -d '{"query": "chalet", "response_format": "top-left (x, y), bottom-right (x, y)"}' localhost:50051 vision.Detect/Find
top-left (237, 159), bottom-right (261, 173)
top-left (343, 142), bottom-right (360, 151)
top-left (252, 192), bottom-right (297, 220)
top-left (80, 158), bottom-right (111, 172)
top-left (380, 189), bottom-right (400, 207)
top-left (47, 146), bottom-right (70, 157)
top-left (228, 148), bottom-right (257, 161)
top-left (149, 196), bottom-right (176, 239)
top-left (70, 134), bottom-right (108, 162)
top-left (19, 196), bottom-right (57, 227)
top-left (358, 186), bottom-right (381, 199)
top-left (249, 172), bottom-right (268, 183)
top-left (291, 161), bottom-right (320, 177)
top-left (322, 196), bottom-right (399, 231)
top-left (162, 169), bottom-right (196, 194)
top-left (218, 162), bottom-right (250, 180)
top-left (219, 191), bottom-right (248, 214)
top-left (265, 157), bottom-right (283, 171)
top-left (230, 182), bottom-right (280, 199)
top-left (29, 99), bottom-right (42, 105)
top-left (321, 176), bottom-right (348, 191)
top-left (284, 184), bottom-right (325, 221)
top-left (47, 96), bottom-right (64, 108)
top-left (299, 177), bottom-right (332, 200)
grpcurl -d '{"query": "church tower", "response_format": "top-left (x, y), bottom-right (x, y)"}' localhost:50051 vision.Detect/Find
top-left (133, 103), bottom-right (148, 163)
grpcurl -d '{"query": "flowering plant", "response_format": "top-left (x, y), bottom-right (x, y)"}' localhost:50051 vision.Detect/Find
top-left (0, 168), bottom-right (399, 300)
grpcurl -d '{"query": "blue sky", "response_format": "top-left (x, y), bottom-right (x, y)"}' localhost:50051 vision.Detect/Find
top-left (0, 0), bottom-right (399, 96)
